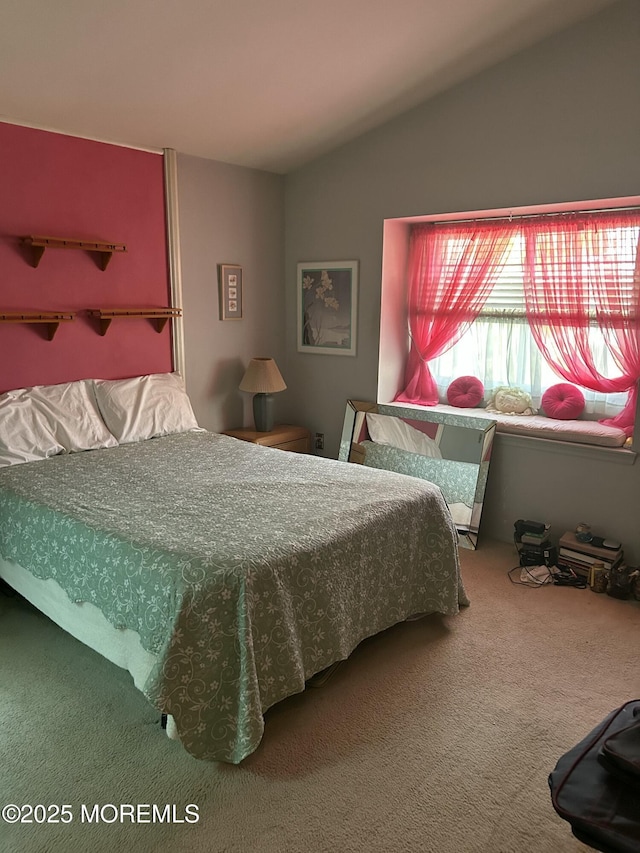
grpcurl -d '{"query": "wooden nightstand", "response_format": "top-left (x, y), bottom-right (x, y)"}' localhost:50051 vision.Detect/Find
top-left (223, 424), bottom-right (311, 454)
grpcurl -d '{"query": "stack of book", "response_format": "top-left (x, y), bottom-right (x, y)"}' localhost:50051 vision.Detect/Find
top-left (557, 531), bottom-right (623, 579)
top-left (518, 524), bottom-right (554, 567)
top-left (520, 525), bottom-right (551, 547)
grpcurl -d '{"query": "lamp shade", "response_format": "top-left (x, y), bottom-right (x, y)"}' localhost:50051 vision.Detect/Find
top-left (239, 358), bottom-right (287, 394)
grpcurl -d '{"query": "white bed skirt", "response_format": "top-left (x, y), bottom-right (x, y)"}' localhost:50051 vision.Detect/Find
top-left (0, 555), bottom-right (179, 741)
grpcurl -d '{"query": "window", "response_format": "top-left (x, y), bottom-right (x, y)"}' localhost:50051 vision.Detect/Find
top-left (395, 208), bottom-right (640, 436)
top-left (430, 233), bottom-right (631, 418)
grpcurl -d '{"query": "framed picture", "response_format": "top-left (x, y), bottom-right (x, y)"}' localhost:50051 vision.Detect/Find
top-left (218, 264), bottom-right (243, 320)
top-left (297, 260), bottom-right (358, 356)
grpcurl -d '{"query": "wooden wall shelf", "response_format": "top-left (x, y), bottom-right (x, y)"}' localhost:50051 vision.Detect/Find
top-left (20, 235), bottom-right (127, 270)
top-left (0, 311), bottom-right (76, 340)
top-left (87, 307), bottom-right (182, 336)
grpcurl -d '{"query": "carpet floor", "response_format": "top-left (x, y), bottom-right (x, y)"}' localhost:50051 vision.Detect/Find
top-left (1, 539), bottom-right (638, 853)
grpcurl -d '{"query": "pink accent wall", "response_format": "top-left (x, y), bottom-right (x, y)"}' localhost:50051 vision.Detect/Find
top-left (402, 418), bottom-right (440, 440)
top-left (0, 122), bottom-right (172, 393)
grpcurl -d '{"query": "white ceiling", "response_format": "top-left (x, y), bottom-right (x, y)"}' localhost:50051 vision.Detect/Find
top-left (0, 0), bottom-right (615, 174)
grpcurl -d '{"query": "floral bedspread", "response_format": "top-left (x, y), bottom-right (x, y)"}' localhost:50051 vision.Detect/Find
top-left (360, 441), bottom-right (480, 507)
top-left (0, 431), bottom-right (467, 762)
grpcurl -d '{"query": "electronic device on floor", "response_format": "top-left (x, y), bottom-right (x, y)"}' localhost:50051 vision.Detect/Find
top-left (514, 519), bottom-right (557, 568)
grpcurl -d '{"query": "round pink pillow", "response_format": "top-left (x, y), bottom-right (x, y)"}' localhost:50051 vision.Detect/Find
top-left (446, 376), bottom-right (484, 408)
top-left (541, 383), bottom-right (585, 419)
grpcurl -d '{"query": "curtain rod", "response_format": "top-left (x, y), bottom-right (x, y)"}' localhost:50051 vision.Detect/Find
top-left (428, 205), bottom-right (640, 227)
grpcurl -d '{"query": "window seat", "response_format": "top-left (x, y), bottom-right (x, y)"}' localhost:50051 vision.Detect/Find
top-left (422, 404), bottom-right (628, 448)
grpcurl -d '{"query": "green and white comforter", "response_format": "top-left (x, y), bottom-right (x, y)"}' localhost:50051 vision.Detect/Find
top-left (0, 431), bottom-right (467, 762)
top-left (360, 441), bottom-right (480, 508)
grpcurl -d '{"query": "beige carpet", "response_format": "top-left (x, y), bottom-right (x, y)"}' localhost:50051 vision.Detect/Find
top-left (1, 539), bottom-right (638, 853)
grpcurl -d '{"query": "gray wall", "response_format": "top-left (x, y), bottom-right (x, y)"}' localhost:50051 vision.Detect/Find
top-left (283, 0), bottom-right (640, 559)
top-left (177, 154), bottom-right (286, 433)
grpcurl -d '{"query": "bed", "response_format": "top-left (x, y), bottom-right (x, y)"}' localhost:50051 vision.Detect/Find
top-left (0, 373), bottom-right (467, 763)
top-left (360, 440), bottom-right (485, 528)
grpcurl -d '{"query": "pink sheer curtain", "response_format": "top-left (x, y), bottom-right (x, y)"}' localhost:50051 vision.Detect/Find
top-left (396, 221), bottom-right (514, 405)
top-left (523, 211), bottom-right (640, 437)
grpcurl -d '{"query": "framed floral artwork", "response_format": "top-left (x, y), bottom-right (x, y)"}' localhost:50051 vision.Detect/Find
top-left (296, 260), bottom-right (358, 356)
top-left (218, 263), bottom-right (243, 320)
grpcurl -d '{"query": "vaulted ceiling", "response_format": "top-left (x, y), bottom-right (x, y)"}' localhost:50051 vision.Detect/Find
top-left (0, 0), bottom-right (615, 173)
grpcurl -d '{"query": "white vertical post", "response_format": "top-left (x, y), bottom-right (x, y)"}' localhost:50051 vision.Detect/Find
top-left (163, 148), bottom-right (186, 378)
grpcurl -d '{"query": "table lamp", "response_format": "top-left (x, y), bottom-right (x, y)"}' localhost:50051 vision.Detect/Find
top-left (239, 357), bottom-right (287, 432)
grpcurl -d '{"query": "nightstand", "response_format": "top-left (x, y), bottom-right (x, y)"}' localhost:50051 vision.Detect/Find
top-left (223, 424), bottom-right (311, 454)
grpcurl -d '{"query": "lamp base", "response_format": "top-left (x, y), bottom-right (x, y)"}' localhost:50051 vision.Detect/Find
top-left (253, 393), bottom-right (274, 432)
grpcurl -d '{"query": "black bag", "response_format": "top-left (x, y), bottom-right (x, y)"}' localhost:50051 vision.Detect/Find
top-left (549, 700), bottom-right (640, 853)
top-left (599, 714), bottom-right (640, 794)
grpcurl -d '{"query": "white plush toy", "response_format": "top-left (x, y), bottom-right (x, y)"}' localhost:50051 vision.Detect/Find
top-left (486, 386), bottom-right (537, 416)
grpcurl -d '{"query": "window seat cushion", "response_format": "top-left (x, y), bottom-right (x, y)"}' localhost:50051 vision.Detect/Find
top-left (428, 404), bottom-right (627, 448)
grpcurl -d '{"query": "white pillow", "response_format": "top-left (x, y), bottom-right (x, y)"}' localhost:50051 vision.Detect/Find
top-left (93, 372), bottom-right (199, 444)
top-left (28, 380), bottom-right (118, 453)
top-left (0, 388), bottom-right (65, 466)
top-left (366, 412), bottom-right (443, 459)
